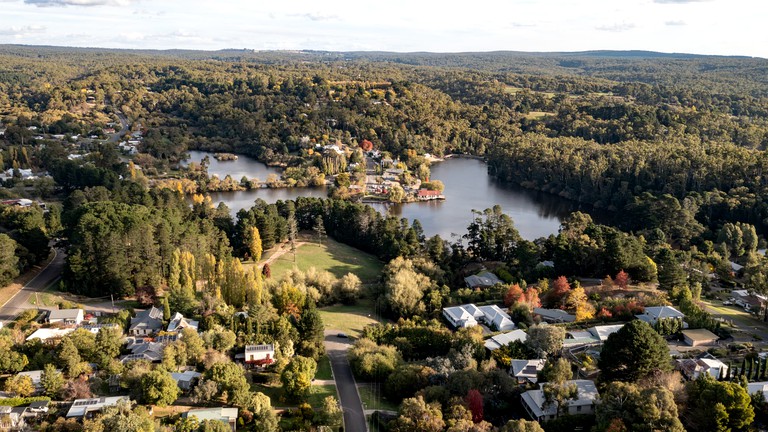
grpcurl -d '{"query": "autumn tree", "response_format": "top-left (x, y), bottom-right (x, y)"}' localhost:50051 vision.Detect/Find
top-left (466, 389), bottom-right (484, 423)
top-left (349, 338), bottom-right (401, 381)
top-left (504, 284), bottom-right (524, 307)
top-left (247, 226), bottom-right (263, 262)
top-left (614, 270), bottom-right (630, 289)
top-left (501, 419), bottom-right (545, 432)
top-left (4, 374), bottom-right (34, 396)
top-left (389, 395), bottom-right (445, 432)
top-left (360, 139), bottom-right (374, 152)
top-left (566, 286), bottom-right (595, 321)
top-left (546, 276), bottom-right (571, 308)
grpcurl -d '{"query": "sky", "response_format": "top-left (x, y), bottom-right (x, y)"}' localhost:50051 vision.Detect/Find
top-left (0, 0), bottom-right (766, 58)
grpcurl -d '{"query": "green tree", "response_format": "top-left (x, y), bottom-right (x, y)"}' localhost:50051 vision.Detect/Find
top-left (525, 324), bottom-right (566, 358)
top-left (316, 396), bottom-right (343, 429)
top-left (0, 234), bottom-right (19, 286)
top-left (384, 257), bottom-right (433, 318)
top-left (140, 369), bottom-right (179, 406)
top-left (656, 247), bottom-right (686, 291)
top-left (538, 357), bottom-right (572, 383)
top-left (40, 363), bottom-right (65, 398)
top-left (501, 419), bottom-right (545, 432)
top-left (162, 297), bottom-right (171, 321)
top-left (685, 373), bottom-right (754, 431)
top-left (599, 320), bottom-right (671, 382)
top-left (389, 395), bottom-right (445, 432)
top-left (205, 361), bottom-right (250, 406)
top-left (95, 327), bottom-right (123, 366)
top-left (349, 338), bottom-right (402, 381)
top-left (280, 356), bottom-right (317, 401)
top-left (596, 381), bottom-right (684, 432)
top-left (4, 374), bottom-right (34, 396)
top-left (89, 399), bottom-right (154, 432)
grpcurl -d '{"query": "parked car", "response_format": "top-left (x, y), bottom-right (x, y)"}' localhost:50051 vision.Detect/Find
top-left (723, 300), bottom-right (733, 306)
top-left (336, 332), bottom-right (349, 338)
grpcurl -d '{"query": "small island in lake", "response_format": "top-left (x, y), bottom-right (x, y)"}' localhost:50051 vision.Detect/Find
top-left (214, 152), bottom-right (239, 161)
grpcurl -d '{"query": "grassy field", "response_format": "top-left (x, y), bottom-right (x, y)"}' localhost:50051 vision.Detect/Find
top-left (255, 384), bottom-right (338, 408)
top-left (318, 300), bottom-right (382, 338)
top-left (267, 238), bottom-right (383, 283)
top-left (357, 383), bottom-right (399, 412)
top-left (316, 355), bottom-right (333, 380)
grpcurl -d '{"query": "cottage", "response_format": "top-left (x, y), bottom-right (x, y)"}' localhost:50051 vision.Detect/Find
top-left (533, 308), bottom-right (576, 323)
top-left (244, 344), bottom-right (275, 367)
top-left (443, 303), bottom-right (515, 331)
top-left (120, 341), bottom-right (164, 363)
top-left (167, 312), bottom-right (199, 333)
top-left (66, 396), bottom-right (130, 418)
top-left (129, 307), bottom-right (163, 336)
top-left (521, 379), bottom-right (599, 422)
top-left (682, 328), bottom-right (719, 347)
top-left (184, 407), bottom-right (238, 431)
top-left (510, 359), bottom-right (546, 384)
top-left (417, 189), bottom-right (444, 201)
top-left (635, 306), bottom-right (685, 326)
top-left (48, 309), bottom-right (84, 326)
top-left (484, 330), bottom-right (528, 351)
top-left (464, 271), bottom-right (503, 289)
top-left (677, 353), bottom-right (728, 380)
top-left (171, 370), bottom-right (202, 391)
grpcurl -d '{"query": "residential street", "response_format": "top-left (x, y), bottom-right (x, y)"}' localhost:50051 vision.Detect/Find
top-left (325, 332), bottom-right (367, 432)
top-left (0, 248), bottom-right (66, 324)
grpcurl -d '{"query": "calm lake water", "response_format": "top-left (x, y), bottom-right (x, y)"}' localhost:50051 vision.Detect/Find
top-left (185, 151), bottom-right (582, 240)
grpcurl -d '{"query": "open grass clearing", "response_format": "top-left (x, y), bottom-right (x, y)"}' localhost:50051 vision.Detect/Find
top-left (523, 111), bottom-right (555, 120)
top-left (318, 300), bottom-right (383, 338)
top-left (266, 237), bottom-right (383, 283)
top-left (316, 355), bottom-right (333, 380)
top-left (254, 384), bottom-right (338, 409)
top-left (357, 383), bottom-right (399, 412)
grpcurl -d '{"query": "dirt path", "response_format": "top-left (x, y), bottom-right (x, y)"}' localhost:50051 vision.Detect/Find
top-left (262, 241), bottom-right (307, 266)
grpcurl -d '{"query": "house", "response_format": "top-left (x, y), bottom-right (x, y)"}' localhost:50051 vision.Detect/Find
top-left (677, 353), bottom-right (728, 380)
top-left (565, 324), bottom-right (626, 347)
top-left (167, 312), bottom-right (199, 333)
top-left (120, 340), bottom-right (164, 363)
top-left (129, 307), bottom-right (164, 336)
top-left (747, 382), bottom-right (768, 402)
top-left (48, 309), bottom-right (84, 326)
top-left (417, 189), bottom-right (444, 201)
top-left (78, 323), bottom-right (121, 335)
top-left (66, 396), bottom-right (130, 418)
top-left (0, 406), bottom-right (26, 430)
top-left (682, 328), bottom-right (719, 347)
top-left (464, 271), bottom-right (503, 289)
top-left (25, 328), bottom-right (75, 343)
top-left (243, 344), bottom-right (275, 367)
top-left (484, 330), bottom-right (528, 351)
top-left (183, 407), bottom-right (239, 431)
top-left (731, 289), bottom-right (767, 314)
top-left (635, 306), bottom-right (685, 326)
top-left (521, 379), bottom-right (599, 422)
top-left (24, 400), bottom-right (50, 418)
top-left (510, 359), bottom-right (546, 384)
top-left (443, 303), bottom-right (515, 331)
top-left (171, 370), bottom-right (202, 391)
top-left (16, 369), bottom-right (61, 392)
top-left (533, 308), bottom-right (576, 323)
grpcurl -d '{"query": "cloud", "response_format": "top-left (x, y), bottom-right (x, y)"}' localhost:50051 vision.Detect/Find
top-left (287, 13), bottom-right (339, 22)
top-left (595, 22), bottom-right (636, 32)
top-left (509, 22), bottom-right (536, 28)
top-left (0, 25), bottom-right (46, 36)
top-left (24, 0), bottom-right (132, 7)
top-left (654, 0), bottom-right (712, 3)
top-left (665, 20), bottom-right (687, 26)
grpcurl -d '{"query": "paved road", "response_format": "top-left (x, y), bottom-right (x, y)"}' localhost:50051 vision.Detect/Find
top-left (325, 332), bottom-right (367, 432)
top-left (0, 248), bottom-right (65, 324)
top-left (108, 109), bottom-right (130, 143)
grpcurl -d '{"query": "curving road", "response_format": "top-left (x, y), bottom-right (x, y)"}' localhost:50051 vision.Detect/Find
top-left (108, 110), bottom-right (130, 143)
top-left (325, 332), bottom-right (368, 432)
top-left (0, 248), bottom-right (65, 324)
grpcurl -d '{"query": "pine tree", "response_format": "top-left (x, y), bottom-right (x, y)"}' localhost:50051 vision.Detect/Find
top-left (163, 297), bottom-right (170, 321)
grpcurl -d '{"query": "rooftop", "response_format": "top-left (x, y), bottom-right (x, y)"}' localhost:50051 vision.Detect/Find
top-left (682, 328), bottom-right (719, 341)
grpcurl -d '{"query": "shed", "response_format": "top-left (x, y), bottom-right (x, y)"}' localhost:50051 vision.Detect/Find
top-left (682, 328), bottom-right (719, 347)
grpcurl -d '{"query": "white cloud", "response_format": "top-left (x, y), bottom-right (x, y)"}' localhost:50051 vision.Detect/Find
top-left (654, 0), bottom-right (712, 3)
top-left (665, 20), bottom-right (687, 26)
top-left (0, 25), bottom-right (46, 36)
top-left (595, 22), bottom-right (636, 32)
top-left (24, 0), bottom-right (132, 7)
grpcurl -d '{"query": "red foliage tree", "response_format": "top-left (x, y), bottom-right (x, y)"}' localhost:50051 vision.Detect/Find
top-left (614, 270), bottom-right (630, 289)
top-left (359, 139), bottom-right (374, 152)
top-left (503, 284), bottom-right (524, 307)
top-left (262, 263), bottom-right (271, 279)
top-left (522, 287), bottom-right (542, 310)
top-left (465, 389), bottom-right (484, 423)
top-left (596, 307), bottom-right (613, 320)
top-left (545, 276), bottom-right (571, 308)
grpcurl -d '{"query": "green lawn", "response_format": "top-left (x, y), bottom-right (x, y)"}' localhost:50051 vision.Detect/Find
top-left (268, 238), bottom-right (383, 283)
top-left (318, 300), bottom-right (383, 338)
top-left (316, 355), bottom-right (333, 380)
top-left (357, 383), bottom-right (399, 412)
top-left (254, 384), bottom-right (337, 409)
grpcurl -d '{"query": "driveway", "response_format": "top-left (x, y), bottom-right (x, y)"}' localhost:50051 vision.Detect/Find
top-left (0, 248), bottom-right (66, 324)
top-left (325, 332), bottom-right (367, 432)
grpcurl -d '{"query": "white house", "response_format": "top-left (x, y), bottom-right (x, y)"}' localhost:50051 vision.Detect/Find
top-left (184, 407), bottom-right (238, 431)
top-left (48, 309), bottom-right (84, 326)
top-left (167, 312), bottom-right (199, 333)
top-left (244, 344), bottom-right (275, 367)
top-left (484, 330), bottom-right (528, 351)
top-left (510, 359), bottom-right (546, 384)
top-left (25, 328), bottom-right (75, 342)
top-left (564, 324), bottom-right (626, 348)
top-left (443, 303), bottom-right (515, 331)
top-left (677, 354), bottom-right (728, 380)
top-left (66, 396), bottom-right (130, 418)
top-left (521, 380), bottom-right (599, 422)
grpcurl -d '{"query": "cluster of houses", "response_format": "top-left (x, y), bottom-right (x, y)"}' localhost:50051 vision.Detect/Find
top-left (118, 128), bottom-right (142, 156)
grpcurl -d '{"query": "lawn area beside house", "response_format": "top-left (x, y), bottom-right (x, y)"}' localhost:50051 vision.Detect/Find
top-left (254, 384), bottom-right (338, 409)
top-left (266, 238), bottom-right (383, 283)
top-left (318, 300), bottom-right (383, 338)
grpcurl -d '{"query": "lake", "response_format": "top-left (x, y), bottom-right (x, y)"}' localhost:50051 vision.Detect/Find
top-left (185, 151), bottom-right (582, 240)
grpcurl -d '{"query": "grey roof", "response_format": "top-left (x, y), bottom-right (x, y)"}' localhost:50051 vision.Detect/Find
top-left (464, 271), bottom-right (503, 288)
top-left (522, 380), bottom-right (598, 420)
top-left (48, 309), bottom-right (83, 321)
top-left (129, 307), bottom-right (164, 331)
top-left (167, 312), bottom-right (199, 333)
top-left (484, 330), bottom-right (528, 350)
top-left (66, 396), bottom-right (130, 418)
top-left (511, 359), bottom-right (546, 383)
top-left (533, 308), bottom-right (576, 323)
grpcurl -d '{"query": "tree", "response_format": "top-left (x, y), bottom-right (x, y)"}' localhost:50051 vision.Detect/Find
top-left (539, 358), bottom-right (572, 383)
top-left (191, 379), bottom-right (219, 405)
top-left (503, 284), bottom-right (524, 307)
top-left (656, 248), bottom-right (686, 290)
top-left (525, 324), bottom-right (566, 358)
top-left (0, 234), bottom-right (19, 286)
top-left (596, 381), bottom-right (684, 432)
top-left (140, 369), bottom-right (179, 406)
top-left (349, 338), bottom-right (402, 381)
top-left (501, 419), bottom-right (545, 432)
top-left (599, 320), bottom-right (671, 382)
top-left (280, 356), bottom-right (317, 401)
top-left (385, 364), bottom-right (435, 402)
top-left (465, 389), bottom-right (484, 423)
top-left (4, 374), bottom-right (34, 396)
top-left (337, 272), bottom-right (362, 304)
top-left (162, 297), bottom-right (171, 321)
top-left (685, 373), bottom-right (754, 431)
top-left (62, 377), bottom-right (93, 401)
top-left (41, 363), bottom-right (65, 398)
top-left (88, 399), bottom-right (154, 432)
top-left (205, 361), bottom-right (250, 406)
top-left (389, 395), bottom-right (445, 432)
top-left (388, 184), bottom-right (406, 203)
top-left (546, 276), bottom-right (571, 308)
top-left (614, 270), bottom-right (630, 289)
top-left (316, 396), bottom-right (343, 429)
top-left (565, 286), bottom-right (595, 321)
top-left (262, 263), bottom-right (271, 279)
top-left (384, 257), bottom-right (433, 318)
top-left (95, 327), bottom-right (123, 366)
top-left (247, 226), bottom-right (263, 262)
top-left (0, 336), bottom-right (28, 373)
top-left (360, 139), bottom-right (374, 152)
top-left (313, 216), bottom-right (326, 244)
